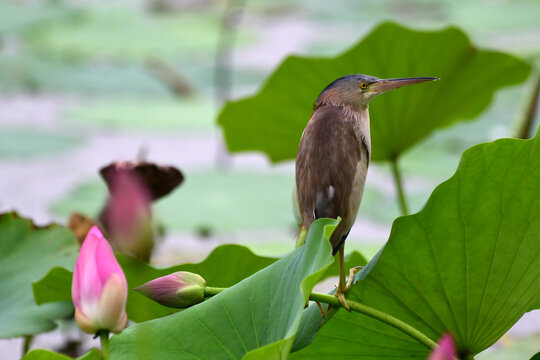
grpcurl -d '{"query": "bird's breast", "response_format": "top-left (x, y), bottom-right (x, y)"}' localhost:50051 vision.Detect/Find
top-left (295, 105), bottom-right (370, 234)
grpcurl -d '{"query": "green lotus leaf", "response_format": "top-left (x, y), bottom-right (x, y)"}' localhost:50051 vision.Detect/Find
top-left (22, 348), bottom-right (101, 360)
top-left (0, 213), bottom-right (78, 338)
top-left (218, 22), bottom-right (531, 162)
top-left (34, 243), bottom-right (365, 323)
top-left (109, 219), bottom-right (338, 360)
top-left (292, 128), bottom-right (540, 358)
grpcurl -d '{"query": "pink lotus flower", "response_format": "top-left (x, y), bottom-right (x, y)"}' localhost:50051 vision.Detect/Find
top-left (135, 271), bottom-right (206, 308)
top-left (100, 169), bottom-right (154, 261)
top-left (72, 226), bottom-right (128, 334)
top-left (428, 333), bottom-right (457, 360)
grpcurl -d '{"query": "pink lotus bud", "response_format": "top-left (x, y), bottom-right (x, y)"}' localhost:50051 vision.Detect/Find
top-left (100, 169), bottom-right (154, 261)
top-left (428, 333), bottom-right (457, 360)
top-left (134, 271), bottom-right (206, 308)
top-left (72, 226), bottom-right (128, 334)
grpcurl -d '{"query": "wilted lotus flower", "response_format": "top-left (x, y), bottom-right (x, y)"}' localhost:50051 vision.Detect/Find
top-left (100, 170), bottom-right (154, 261)
top-left (72, 226), bottom-right (128, 334)
top-left (135, 271), bottom-right (206, 308)
top-left (100, 161), bottom-right (183, 201)
top-left (428, 333), bottom-right (457, 360)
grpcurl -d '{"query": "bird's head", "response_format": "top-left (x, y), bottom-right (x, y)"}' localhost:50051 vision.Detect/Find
top-left (314, 74), bottom-right (438, 110)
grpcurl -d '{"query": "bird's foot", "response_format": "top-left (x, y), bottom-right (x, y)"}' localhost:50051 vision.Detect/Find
top-left (334, 266), bottom-right (364, 311)
top-left (335, 285), bottom-right (350, 311)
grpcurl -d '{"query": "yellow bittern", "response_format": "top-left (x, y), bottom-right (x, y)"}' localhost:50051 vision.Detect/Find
top-left (295, 74), bottom-right (438, 309)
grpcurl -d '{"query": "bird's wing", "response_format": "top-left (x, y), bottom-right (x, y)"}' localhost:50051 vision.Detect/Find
top-left (295, 105), bottom-right (367, 251)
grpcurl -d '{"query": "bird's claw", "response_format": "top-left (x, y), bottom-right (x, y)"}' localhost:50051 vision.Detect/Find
top-left (334, 265), bottom-right (364, 311)
top-left (335, 284), bottom-right (350, 311)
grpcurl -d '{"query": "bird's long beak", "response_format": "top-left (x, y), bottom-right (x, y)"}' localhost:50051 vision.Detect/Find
top-left (370, 77), bottom-right (439, 93)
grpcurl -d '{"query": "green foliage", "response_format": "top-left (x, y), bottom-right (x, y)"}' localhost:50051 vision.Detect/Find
top-left (0, 130), bottom-right (81, 159)
top-left (52, 170), bottom-right (296, 232)
top-left (22, 348), bottom-right (102, 360)
top-left (33, 267), bottom-right (72, 305)
top-left (26, 9), bottom-right (250, 62)
top-left (118, 245), bottom-right (277, 322)
top-left (292, 129), bottom-right (540, 358)
top-left (34, 244), bottom-right (276, 323)
top-left (153, 169), bottom-right (297, 231)
top-left (109, 219), bottom-right (338, 360)
top-left (0, 2), bottom-right (73, 34)
top-left (66, 97), bottom-right (215, 132)
top-left (218, 22), bottom-right (531, 163)
top-left (0, 213), bottom-right (78, 338)
top-left (0, 55), bottom-right (169, 95)
top-left (320, 250), bottom-right (367, 280)
top-left (34, 242), bottom-right (366, 323)
top-left (52, 169), bottom-right (405, 241)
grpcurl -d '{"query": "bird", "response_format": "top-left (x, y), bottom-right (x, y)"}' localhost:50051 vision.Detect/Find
top-left (295, 74), bottom-right (438, 310)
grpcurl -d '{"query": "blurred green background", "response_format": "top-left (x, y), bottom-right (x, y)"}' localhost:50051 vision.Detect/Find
top-left (0, 0), bottom-right (539, 357)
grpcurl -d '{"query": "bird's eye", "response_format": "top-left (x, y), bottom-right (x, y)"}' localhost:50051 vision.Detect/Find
top-left (360, 82), bottom-right (368, 89)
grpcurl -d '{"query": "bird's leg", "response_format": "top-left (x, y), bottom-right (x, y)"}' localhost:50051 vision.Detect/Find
top-left (335, 246), bottom-right (350, 311)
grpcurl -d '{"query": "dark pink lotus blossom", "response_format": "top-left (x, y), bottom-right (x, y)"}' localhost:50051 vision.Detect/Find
top-left (101, 170), bottom-right (153, 261)
top-left (135, 271), bottom-right (206, 308)
top-left (428, 333), bottom-right (457, 360)
top-left (72, 226), bottom-right (128, 334)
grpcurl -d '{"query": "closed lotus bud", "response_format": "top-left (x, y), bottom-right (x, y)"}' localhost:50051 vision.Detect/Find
top-left (428, 333), bottom-right (457, 360)
top-left (134, 271), bottom-right (206, 308)
top-left (72, 226), bottom-right (128, 334)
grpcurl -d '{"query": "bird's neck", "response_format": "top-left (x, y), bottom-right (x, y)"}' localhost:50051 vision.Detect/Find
top-left (349, 105), bottom-right (371, 161)
top-left (318, 102), bottom-right (371, 160)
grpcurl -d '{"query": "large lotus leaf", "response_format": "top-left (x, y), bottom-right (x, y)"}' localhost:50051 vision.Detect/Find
top-left (292, 129), bottom-right (540, 358)
top-left (33, 244), bottom-right (276, 323)
top-left (33, 267), bottom-right (73, 304)
top-left (22, 349), bottom-right (102, 360)
top-left (0, 213), bottom-right (78, 338)
top-left (218, 22), bottom-right (531, 163)
top-left (117, 245), bottom-right (278, 322)
top-left (109, 218), bottom-right (337, 360)
top-left (34, 244), bottom-right (366, 323)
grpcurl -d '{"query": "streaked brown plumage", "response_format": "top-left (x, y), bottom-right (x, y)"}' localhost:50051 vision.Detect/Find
top-left (296, 104), bottom-right (369, 253)
top-left (295, 74), bottom-right (438, 309)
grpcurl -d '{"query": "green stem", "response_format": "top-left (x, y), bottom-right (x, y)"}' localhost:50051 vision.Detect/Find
top-left (514, 72), bottom-right (540, 140)
top-left (100, 330), bottom-right (110, 360)
top-left (22, 335), bottom-right (33, 355)
top-left (202, 287), bottom-right (435, 350)
top-left (309, 292), bottom-right (435, 350)
top-left (204, 286), bottom-right (227, 296)
top-left (391, 157), bottom-right (409, 215)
